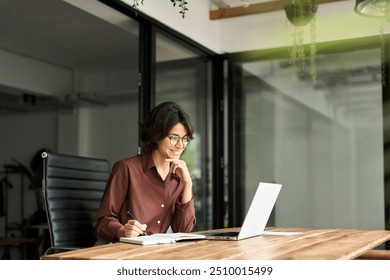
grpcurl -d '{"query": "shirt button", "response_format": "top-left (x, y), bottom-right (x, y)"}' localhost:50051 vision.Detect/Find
top-left (157, 220), bottom-right (161, 224)
top-left (161, 204), bottom-right (164, 208)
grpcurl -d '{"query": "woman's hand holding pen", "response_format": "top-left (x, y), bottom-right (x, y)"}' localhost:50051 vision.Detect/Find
top-left (122, 211), bottom-right (147, 237)
top-left (123, 220), bottom-right (147, 237)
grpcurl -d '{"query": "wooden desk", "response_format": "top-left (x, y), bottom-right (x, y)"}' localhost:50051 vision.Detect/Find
top-left (43, 227), bottom-right (390, 260)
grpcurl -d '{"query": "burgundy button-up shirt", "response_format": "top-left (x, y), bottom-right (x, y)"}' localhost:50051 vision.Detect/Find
top-left (92, 153), bottom-right (196, 242)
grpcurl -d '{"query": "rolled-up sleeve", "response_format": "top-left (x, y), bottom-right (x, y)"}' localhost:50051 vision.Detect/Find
top-left (171, 197), bottom-right (196, 233)
top-left (92, 161), bottom-right (129, 241)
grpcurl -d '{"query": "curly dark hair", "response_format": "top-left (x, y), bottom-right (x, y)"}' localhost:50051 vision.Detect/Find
top-left (140, 101), bottom-right (194, 153)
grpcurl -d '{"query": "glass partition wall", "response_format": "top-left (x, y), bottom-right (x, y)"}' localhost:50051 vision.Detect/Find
top-left (155, 32), bottom-right (213, 230)
top-left (0, 0), bottom-right (140, 259)
top-left (228, 46), bottom-right (385, 231)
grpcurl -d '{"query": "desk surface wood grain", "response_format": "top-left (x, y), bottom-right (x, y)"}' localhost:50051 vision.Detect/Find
top-left (43, 227), bottom-right (390, 260)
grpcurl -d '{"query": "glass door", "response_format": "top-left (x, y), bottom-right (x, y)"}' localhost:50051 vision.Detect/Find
top-left (154, 31), bottom-right (213, 230)
top-left (229, 47), bottom-right (385, 231)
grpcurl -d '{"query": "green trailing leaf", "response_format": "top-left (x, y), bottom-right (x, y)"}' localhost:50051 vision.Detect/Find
top-left (285, 0), bottom-right (318, 87)
top-left (132, 0), bottom-right (144, 9)
top-left (133, 0), bottom-right (189, 18)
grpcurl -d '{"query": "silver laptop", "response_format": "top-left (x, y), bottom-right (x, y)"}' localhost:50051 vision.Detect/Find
top-left (201, 182), bottom-right (282, 240)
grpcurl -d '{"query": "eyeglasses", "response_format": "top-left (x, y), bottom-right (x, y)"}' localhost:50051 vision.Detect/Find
top-left (167, 134), bottom-right (191, 146)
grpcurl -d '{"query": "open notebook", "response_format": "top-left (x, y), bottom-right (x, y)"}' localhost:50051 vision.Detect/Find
top-left (120, 232), bottom-right (206, 245)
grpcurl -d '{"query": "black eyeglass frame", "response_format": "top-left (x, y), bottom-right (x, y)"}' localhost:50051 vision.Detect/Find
top-left (167, 134), bottom-right (191, 146)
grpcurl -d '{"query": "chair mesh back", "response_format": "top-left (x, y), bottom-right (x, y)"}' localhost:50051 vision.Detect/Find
top-left (42, 152), bottom-right (110, 248)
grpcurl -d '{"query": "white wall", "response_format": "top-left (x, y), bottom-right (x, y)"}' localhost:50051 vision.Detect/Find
top-left (74, 63), bottom-right (140, 165)
top-left (0, 48), bottom-right (72, 96)
top-left (78, 101), bottom-right (139, 166)
top-left (51, 63), bottom-right (140, 160)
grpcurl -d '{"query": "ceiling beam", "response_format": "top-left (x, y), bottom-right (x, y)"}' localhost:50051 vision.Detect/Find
top-left (210, 0), bottom-right (347, 20)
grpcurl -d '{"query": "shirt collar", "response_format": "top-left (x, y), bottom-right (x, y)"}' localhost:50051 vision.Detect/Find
top-left (142, 152), bottom-right (156, 172)
top-left (141, 152), bottom-right (179, 181)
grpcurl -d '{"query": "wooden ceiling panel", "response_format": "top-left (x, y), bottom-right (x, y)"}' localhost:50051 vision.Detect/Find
top-left (210, 0), bottom-right (348, 20)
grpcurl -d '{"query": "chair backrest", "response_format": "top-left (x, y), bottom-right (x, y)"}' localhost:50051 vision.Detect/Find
top-left (42, 152), bottom-right (110, 248)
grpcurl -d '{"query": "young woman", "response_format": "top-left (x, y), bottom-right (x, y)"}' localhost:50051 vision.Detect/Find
top-left (93, 101), bottom-right (196, 244)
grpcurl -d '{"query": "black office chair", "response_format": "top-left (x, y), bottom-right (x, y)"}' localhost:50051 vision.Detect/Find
top-left (41, 152), bottom-right (110, 258)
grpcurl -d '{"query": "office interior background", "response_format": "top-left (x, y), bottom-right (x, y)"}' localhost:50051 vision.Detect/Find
top-left (0, 0), bottom-right (389, 258)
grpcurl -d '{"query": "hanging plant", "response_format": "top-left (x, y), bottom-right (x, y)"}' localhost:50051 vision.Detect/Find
top-left (354, 1), bottom-right (390, 87)
top-left (132, 0), bottom-right (189, 18)
top-left (284, 0), bottom-right (318, 87)
top-left (379, 20), bottom-right (386, 87)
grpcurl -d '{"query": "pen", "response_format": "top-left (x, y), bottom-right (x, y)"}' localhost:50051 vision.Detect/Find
top-left (127, 211), bottom-right (148, 236)
top-left (126, 211), bottom-right (136, 220)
